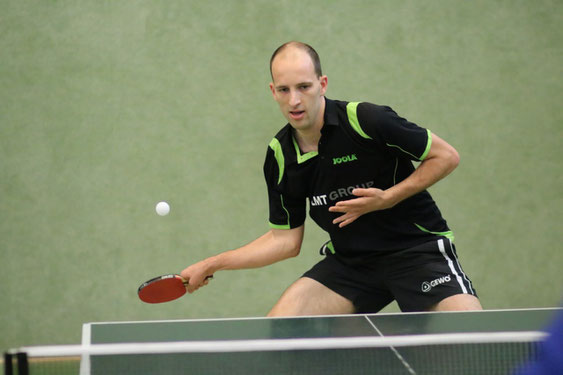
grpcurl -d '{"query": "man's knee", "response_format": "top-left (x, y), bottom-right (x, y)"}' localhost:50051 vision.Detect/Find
top-left (268, 277), bottom-right (355, 317)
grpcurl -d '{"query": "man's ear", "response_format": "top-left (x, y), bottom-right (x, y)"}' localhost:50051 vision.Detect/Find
top-left (319, 75), bottom-right (328, 95)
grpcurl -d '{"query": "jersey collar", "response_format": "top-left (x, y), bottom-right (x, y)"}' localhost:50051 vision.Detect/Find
top-left (289, 97), bottom-right (338, 164)
top-left (322, 97), bottom-right (340, 130)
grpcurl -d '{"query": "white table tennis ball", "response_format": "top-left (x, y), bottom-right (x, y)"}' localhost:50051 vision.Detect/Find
top-left (156, 201), bottom-right (170, 216)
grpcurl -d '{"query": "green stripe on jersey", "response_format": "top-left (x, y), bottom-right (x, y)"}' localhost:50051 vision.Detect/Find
top-left (419, 129), bottom-right (432, 161)
top-left (269, 195), bottom-right (291, 229)
top-left (268, 138), bottom-right (285, 184)
top-left (346, 102), bottom-right (373, 140)
top-left (269, 222), bottom-right (290, 230)
top-left (414, 223), bottom-right (455, 242)
top-left (292, 136), bottom-right (318, 164)
top-left (387, 129), bottom-right (433, 161)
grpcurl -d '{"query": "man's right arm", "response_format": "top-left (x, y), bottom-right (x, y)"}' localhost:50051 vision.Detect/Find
top-left (180, 225), bottom-right (304, 293)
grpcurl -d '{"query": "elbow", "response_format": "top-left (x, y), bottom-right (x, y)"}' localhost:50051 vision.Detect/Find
top-left (287, 242), bottom-right (301, 258)
top-left (270, 226), bottom-right (304, 259)
top-left (451, 148), bottom-right (460, 169)
top-left (283, 237), bottom-right (302, 258)
top-left (447, 147), bottom-right (460, 173)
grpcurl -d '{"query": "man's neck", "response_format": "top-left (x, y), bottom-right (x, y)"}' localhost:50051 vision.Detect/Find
top-left (293, 97), bottom-right (325, 153)
top-left (294, 129), bottom-right (320, 153)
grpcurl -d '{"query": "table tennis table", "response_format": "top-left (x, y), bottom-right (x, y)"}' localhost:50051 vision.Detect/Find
top-left (76, 307), bottom-right (559, 375)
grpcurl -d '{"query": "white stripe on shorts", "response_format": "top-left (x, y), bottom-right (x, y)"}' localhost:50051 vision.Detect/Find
top-left (437, 239), bottom-right (468, 294)
top-left (446, 238), bottom-right (475, 294)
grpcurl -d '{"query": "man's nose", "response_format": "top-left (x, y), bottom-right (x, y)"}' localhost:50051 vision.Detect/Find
top-left (289, 90), bottom-right (301, 107)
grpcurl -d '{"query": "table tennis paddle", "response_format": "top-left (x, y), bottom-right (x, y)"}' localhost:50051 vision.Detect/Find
top-left (138, 274), bottom-right (213, 304)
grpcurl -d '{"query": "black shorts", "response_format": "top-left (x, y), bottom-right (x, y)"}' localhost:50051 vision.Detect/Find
top-left (303, 238), bottom-right (477, 313)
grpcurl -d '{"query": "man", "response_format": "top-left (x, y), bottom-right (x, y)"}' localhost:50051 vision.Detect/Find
top-left (181, 41), bottom-right (482, 315)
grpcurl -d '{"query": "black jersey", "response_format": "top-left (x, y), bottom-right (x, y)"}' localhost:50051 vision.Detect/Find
top-left (263, 98), bottom-right (453, 256)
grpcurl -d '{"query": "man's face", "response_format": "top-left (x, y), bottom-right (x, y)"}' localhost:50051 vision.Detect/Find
top-left (269, 48), bottom-right (327, 132)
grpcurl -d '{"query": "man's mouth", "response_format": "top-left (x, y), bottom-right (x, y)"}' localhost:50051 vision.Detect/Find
top-left (289, 110), bottom-right (305, 120)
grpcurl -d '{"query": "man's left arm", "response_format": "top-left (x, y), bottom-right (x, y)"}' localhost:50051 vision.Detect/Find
top-left (329, 132), bottom-right (459, 228)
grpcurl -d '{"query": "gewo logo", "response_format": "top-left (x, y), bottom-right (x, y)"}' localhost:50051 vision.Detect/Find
top-left (421, 275), bottom-right (451, 292)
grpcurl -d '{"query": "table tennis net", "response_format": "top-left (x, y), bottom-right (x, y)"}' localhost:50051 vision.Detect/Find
top-left (4, 331), bottom-right (546, 375)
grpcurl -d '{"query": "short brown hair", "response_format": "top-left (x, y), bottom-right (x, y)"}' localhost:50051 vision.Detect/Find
top-left (269, 41), bottom-right (323, 79)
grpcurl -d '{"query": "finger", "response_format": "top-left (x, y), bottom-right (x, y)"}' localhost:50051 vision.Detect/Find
top-left (335, 198), bottom-right (359, 207)
top-left (328, 205), bottom-right (346, 213)
top-left (332, 216), bottom-right (343, 224)
top-left (351, 188), bottom-right (368, 196)
top-left (186, 278), bottom-right (202, 293)
top-left (339, 215), bottom-right (359, 228)
top-left (352, 188), bottom-right (380, 197)
top-left (329, 201), bottom-right (357, 212)
top-left (332, 210), bottom-right (361, 225)
top-left (337, 218), bottom-right (350, 227)
top-left (333, 213), bottom-right (353, 225)
top-left (338, 197), bottom-right (367, 208)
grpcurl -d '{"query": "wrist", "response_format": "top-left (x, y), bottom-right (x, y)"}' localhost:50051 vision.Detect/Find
top-left (383, 187), bottom-right (404, 208)
top-left (202, 256), bottom-right (221, 274)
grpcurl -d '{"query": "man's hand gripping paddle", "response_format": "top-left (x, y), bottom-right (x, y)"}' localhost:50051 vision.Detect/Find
top-left (138, 274), bottom-right (212, 304)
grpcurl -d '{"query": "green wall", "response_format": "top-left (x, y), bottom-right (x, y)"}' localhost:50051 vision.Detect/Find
top-left (1, 0), bottom-right (561, 350)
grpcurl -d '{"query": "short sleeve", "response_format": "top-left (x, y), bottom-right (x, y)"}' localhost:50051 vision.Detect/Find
top-left (263, 142), bottom-right (306, 229)
top-left (354, 102), bottom-right (432, 161)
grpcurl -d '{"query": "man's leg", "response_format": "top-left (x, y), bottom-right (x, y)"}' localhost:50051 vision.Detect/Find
top-left (428, 294), bottom-right (483, 311)
top-left (268, 277), bottom-right (356, 316)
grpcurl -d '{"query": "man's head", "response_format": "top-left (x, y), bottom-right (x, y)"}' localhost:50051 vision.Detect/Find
top-left (270, 41), bottom-right (323, 79)
top-left (269, 42), bottom-right (328, 133)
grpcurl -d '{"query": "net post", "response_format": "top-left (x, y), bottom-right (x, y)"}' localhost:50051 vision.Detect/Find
top-left (17, 352), bottom-right (29, 375)
top-left (4, 352), bottom-right (14, 375)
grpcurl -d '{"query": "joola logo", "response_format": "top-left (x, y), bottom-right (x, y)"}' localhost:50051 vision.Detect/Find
top-left (333, 154), bottom-right (358, 165)
top-left (421, 275), bottom-right (451, 292)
